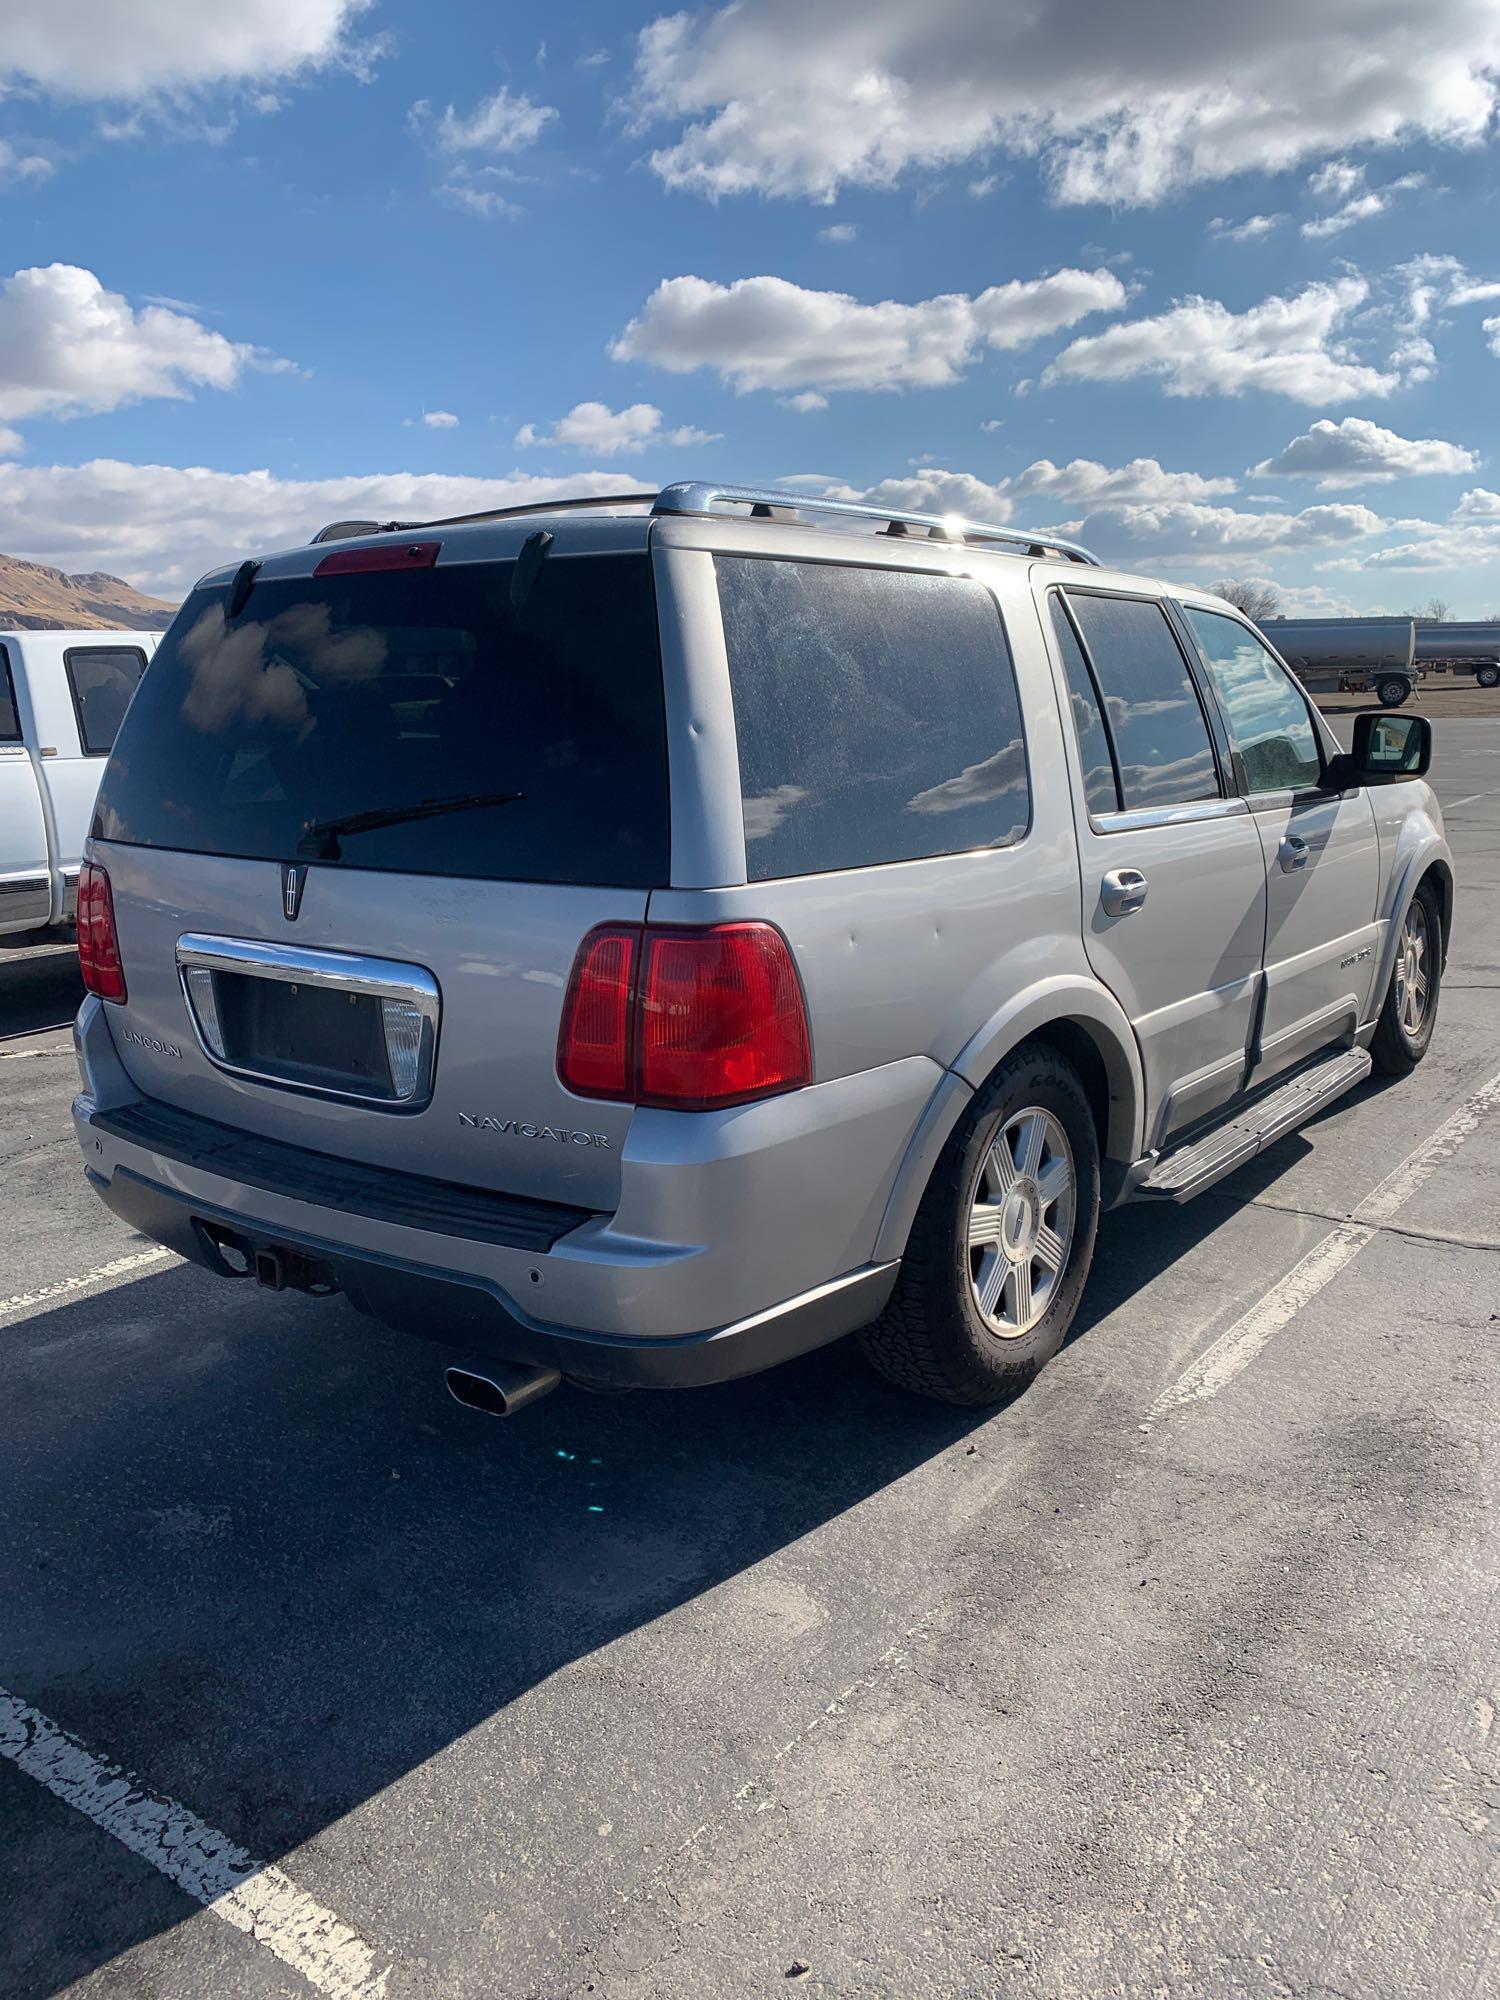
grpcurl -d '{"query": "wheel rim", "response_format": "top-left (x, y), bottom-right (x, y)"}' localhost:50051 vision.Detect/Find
top-left (966, 1108), bottom-right (1076, 1340)
top-left (1394, 900), bottom-right (1431, 1039)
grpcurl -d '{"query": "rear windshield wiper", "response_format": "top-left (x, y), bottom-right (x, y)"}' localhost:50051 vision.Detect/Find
top-left (298, 789), bottom-right (527, 860)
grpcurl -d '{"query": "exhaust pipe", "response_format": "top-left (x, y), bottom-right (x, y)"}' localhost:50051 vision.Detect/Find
top-left (445, 1361), bottom-right (561, 1418)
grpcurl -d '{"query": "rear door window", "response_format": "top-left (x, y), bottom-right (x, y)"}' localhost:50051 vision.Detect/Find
top-left (0, 650), bottom-right (19, 743)
top-left (717, 556), bottom-right (1029, 879)
top-left (1048, 594), bottom-right (1118, 814)
top-left (1184, 607), bottom-right (1324, 794)
top-left (65, 646), bottom-right (147, 755)
top-left (92, 554), bottom-right (669, 886)
top-left (1064, 593), bottom-right (1221, 812)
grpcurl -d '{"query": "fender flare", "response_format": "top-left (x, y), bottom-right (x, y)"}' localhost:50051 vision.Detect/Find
top-left (872, 976), bottom-right (1145, 1263)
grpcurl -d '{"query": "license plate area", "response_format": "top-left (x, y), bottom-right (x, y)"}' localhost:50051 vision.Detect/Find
top-left (176, 933), bottom-right (439, 1110)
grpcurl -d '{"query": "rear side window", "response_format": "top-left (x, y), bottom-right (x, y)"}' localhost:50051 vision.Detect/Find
top-left (93, 554), bottom-right (669, 887)
top-left (1065, 593), bottom-right (1220, 811)
top-left (717, 557), bottom-right (1029, 879)
top-left (1185, 607), bottom-right (1323, 794)
top-left (65, 646), bottom-right (147, 755)
top-left (0, 651), bottom-right (19, 744)
top-left (1048, 595), bottom-right (1118, 814)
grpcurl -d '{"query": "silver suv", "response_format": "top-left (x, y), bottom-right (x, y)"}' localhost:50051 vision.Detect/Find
top-left (71, 483), bottom-right (1453, 1410)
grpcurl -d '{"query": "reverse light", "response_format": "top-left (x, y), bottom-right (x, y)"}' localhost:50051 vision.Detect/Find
top-left (558, 921), bottom-right (810, 1111)
top-left (77, 860), bottom-right (127, 1003)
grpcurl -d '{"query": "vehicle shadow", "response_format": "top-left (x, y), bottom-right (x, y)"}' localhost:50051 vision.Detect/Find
top-left (0, 942), bottom-right (82, 1042)
top-left (0, 1127), bottom-right (1331, 1998)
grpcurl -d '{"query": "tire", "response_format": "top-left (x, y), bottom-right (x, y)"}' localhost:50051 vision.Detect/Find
top-left (1370, 878), bottom-right (1443, 1076)
top-left (1377, 677), bottom-right (1411, 707)
top-left (860, 1041), bottom-right (1101, 1405)
top-left (1476, 664), bottom-right (1499, 689)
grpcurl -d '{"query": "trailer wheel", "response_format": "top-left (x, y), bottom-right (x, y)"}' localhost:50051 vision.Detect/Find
top-left (1477, 664), bottom-right (1499, 689)
top-left (1377, 676), bottom-right (1411, 707)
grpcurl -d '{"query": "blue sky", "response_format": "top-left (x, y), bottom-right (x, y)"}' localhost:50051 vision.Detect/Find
top-left (2, 0), bottom-right (1499, 610)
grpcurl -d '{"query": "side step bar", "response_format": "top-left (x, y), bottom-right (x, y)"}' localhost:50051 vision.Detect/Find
top-left (1134, 1048), bottom-right (1373, 1204)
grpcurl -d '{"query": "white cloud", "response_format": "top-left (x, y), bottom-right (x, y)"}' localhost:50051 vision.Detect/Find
top-left (1301, 167), bottom-right (1425, 238)
top-left (439, 167), bottom-right (524, 221)
top-left (610, 267), bottom-right (1126, 394)
top-left (0, 462), bottom-right (637, 595)
top-left (1302, 192), bottom-right (1390, 238)
top-left (1209, 213), bottom-right (1284, 243)
top-left (1072, 497), bottom-right (1386, 568)
top-left (1307, 159), bottom-right (1366, 204)
top-left (1008, 456), bottom-right (1238, 505)
top-left (0, 425), bottom-right (23, 455)
top-left (628, 0), bottom-right (1500, 206)
top-left (1044, 278), bottom-right (1409, 404)
top-left (1250, 416), bottom-right (1479, 486)
top-left (1450, 279), bottom-right (1500, 308)
top-left (0, 139), bottom-right (53, 186)
top-left (1454, 487), bottom-right (1500, 521)
top-left (419, 410), bottom-right (458, 429)
top-left (782, 390), bottom-right (828, 412)
top-left (514, 400), bottom-right (718, 455)
top-left (1486, 315), bottom-right (1500, 358)
top-left (430, 85), bottom-right (558, 154)
top-left (817, 223), bottom-right (857, 243)
top-left (0, 263), bottom-right (266, 425)
top-left (0, 0), bottom-right (371, 99)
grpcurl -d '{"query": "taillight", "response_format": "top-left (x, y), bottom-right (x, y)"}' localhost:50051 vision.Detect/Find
top-left (312, 540), bottom-right (440, 578)
top-left (77, 860), bottom-right (127, 1002)
top-left (558, 921), bottom-right (811, 1110)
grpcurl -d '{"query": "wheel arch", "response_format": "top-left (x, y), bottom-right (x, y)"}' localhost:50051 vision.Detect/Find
top-left (872, 978), bottom-right (1144, 1263)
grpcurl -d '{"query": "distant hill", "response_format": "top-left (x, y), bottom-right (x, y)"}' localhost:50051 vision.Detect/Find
top-left (0, 553), bottom-right (178, 632)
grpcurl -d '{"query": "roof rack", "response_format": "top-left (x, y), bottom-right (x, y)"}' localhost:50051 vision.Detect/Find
top-left (307, 483), bottom-right (1101, 565)
top-left (651, 481), bottom-right (1101, 566)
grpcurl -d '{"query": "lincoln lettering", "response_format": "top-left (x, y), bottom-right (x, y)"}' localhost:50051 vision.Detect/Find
top-left (459, 1113), bottom-right (610, 1148)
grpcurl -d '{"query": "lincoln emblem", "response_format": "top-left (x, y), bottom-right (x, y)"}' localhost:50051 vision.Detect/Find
top-left (281, 863), bottom-right (306, 921)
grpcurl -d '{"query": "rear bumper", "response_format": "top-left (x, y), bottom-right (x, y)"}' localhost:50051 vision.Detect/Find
top-left (73, 996), bottom-right (920, 1389)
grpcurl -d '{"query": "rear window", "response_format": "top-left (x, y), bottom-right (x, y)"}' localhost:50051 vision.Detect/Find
top-left (66, 646), bottom-right (147, 755)
top-left (93, 554), bottom-right (669, 887)
top-left (0, 651), bottom-right (19, 744)
top-left (717, 556), bottom-right (1029, 879)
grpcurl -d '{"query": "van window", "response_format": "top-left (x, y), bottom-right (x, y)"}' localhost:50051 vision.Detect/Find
top-left (65, 647), bottom-right (147, 756)
top-left (0, 651), bottom-right (19, 744)
top-left (1048, 595), bottom-right (1118, 814)
top-left (1185, 607), bottom-right (1324, 793)
top-left (93, 555), bottom-right (669, 887)
top-left (717, 556), bottom-right (1029, 879)
top-left (1064, 593), bottom-right (1220, 812)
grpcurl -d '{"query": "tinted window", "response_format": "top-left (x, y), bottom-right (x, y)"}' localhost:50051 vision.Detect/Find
top-left (66, 647), bottom-right (146, 755)
top-left (1066, 594), bottom-right (1220, 811)
top-left (1049, 595), bottom-right (1117, 813)
top-left (718, 557), bottom-right (1029, 879)
top-left (1186, 608), bottom-right (1323, 793)
top-left (0, 653), bottom-right (19, 744)
top-left (94, 555), bottom-right (669, 887)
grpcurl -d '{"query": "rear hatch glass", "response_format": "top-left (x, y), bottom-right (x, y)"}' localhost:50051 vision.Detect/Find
top-left (94, 552), bottom-right (668, 885)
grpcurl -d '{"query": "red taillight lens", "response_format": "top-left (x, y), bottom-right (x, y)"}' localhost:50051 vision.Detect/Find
top-left (312, 540), bottom-right (440, 578)
top-left (77, 860), bottom-right (127, 1002)
top-left (558, 921), bottom-right (811, 1110)
top-left (639, 924), bottom-right (811, 1109)
top-left (557, 925), bottom-right (639, 1098)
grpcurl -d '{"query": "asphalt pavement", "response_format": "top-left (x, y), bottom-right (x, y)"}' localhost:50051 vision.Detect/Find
top-left (1, 713), bottom-right (1496, 2000)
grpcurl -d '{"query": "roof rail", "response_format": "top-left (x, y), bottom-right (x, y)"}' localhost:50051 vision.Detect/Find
top-left (308, 493), bottom-right (656, 545)
top-left (651, 481), bottom-right (1101, 566)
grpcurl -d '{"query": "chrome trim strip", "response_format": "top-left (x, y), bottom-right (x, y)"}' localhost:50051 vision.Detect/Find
top-left (1090, 796), bottom-right (1248, 834)
top-left (174, 933), bottom-right (441, 1110)
top-left (652, 482), bottom-right (1102, 566)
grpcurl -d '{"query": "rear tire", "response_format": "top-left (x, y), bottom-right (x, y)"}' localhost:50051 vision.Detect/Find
top-left (860, 1041), bottom-right (1100, 1405)
top-left (1477, 664), bottom-right (1499, 689)
top-left (1370, 878), bottom-right (1442, 1076)
top-left (1377, 677), bottom-right (1411, 707)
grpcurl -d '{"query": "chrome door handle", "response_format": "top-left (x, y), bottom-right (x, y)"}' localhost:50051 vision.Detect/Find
top-left (1279, 834), bottom-right (1311, 872)
top-left (1100, 867), bottom-right (1149, 915)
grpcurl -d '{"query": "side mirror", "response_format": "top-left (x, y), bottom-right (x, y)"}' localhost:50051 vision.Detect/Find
top-left (1326, 710), bottom-right (1432, 789)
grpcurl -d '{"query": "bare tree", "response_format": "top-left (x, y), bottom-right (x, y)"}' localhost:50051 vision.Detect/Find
top-left (1405, 596), bottom-right (1453, 621)
top-left (1211, 578), bottom-right (1283, 622)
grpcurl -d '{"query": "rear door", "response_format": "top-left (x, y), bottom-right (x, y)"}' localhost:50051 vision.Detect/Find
top-left (1044, 585), bottom-right (1268, 1145)
top-left (89, 543), bottom-right (668, 1210)
top-left (0, 644), bottom-right (51, 930)
top-left (1180, 604), bottom-right (1379, 1078)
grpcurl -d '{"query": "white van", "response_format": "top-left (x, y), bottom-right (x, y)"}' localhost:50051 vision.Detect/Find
top-left (1, 631), bottom-right (159, 936)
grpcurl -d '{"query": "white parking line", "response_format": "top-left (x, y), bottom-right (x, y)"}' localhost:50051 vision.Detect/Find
top-left (1149, 1066), bottom-right (1500, 1421)
top-left (0, 1688), bottom-right (391, 2000)
top-left (0, 1248), bottom-right (178, 1325)
top-left (1443, 789), bottom-right (1499, 810)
